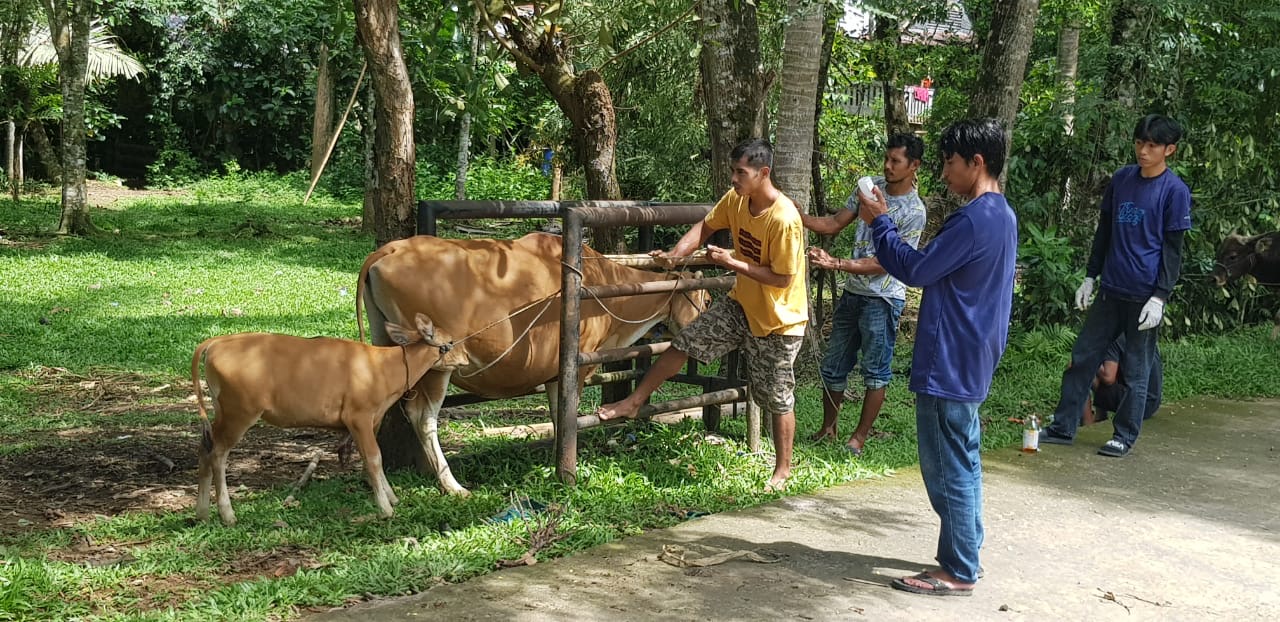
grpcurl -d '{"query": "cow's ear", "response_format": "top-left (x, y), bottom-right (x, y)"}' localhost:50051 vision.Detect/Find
top-left (1256, 236), bottom-right (1274, 255)
top-left (414, 313), bottom-right (436, 342)
top-left (385, 321), bottom-right (414, 346)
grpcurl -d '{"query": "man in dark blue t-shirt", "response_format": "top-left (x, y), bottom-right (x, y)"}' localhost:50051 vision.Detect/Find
top-left (1042, 114), bottom-right (1191, 457)
top-left (857, 119), bottom-right (1018, 597)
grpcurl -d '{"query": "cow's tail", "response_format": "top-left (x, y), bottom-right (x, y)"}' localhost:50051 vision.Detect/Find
top-left (356, 243), bottom-right (400, 344)
top-left (191, 338), bottom-right (216, 455)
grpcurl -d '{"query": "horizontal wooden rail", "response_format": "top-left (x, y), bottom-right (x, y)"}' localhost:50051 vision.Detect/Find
top-left (581, 275), bottom-right (735, 299)
top-left (569, 204), bottom-right (712, 228)
top-left (601, 251), bottom-right (716, 269)
top-left (578, 341), bottom-right (671, 366)
top-left (440, 368), bottom-right (645, 408)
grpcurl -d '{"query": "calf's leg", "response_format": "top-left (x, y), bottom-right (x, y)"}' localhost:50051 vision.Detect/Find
top-left (209, 407), bottom-right (260, 525)
top-left (196, 444), bottom-right (214, 521)
top-left (349, 421), bottom-right (396, 517)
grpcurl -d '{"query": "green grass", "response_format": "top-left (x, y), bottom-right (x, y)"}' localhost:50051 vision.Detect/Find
top-left (2, 175), bottom-right (1280, 620)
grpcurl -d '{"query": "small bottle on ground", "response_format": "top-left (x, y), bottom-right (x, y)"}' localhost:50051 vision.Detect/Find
top-left (1021, 415), bottom-right (1041, 453)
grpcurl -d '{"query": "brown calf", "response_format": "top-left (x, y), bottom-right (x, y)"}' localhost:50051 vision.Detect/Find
top-left (191, 314), bottom-right (449, 525)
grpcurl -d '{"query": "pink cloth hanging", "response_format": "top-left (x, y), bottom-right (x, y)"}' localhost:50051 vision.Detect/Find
top-left (912, 86), bottom-right (932, 103)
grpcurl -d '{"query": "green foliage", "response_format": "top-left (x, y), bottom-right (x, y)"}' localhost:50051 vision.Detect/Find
top-left (418, 153), bottom-right (552, 201)
top-left (98, 0), bottom-right (364, 174)
top-left (1013, 223), bottom-right (1082, 328)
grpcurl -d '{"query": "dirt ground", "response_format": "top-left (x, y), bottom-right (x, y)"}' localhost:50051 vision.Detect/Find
top-left (0, 366), bottom-right (357, 534)
top-left (84, 179), bottom-right (189, 207)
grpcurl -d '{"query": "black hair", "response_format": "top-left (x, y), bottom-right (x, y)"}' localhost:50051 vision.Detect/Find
top-left (939, 118), bottom-right (1007, 178)
top-left (730, 138), bottom-right (774, 170)
top-left (1133, 114), bottom-right (1183, 146)
top-left (887, 132), bottom-right (925, 163)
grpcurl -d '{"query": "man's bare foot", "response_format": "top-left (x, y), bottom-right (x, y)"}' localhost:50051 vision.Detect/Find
top-left (596, 400), bottom-right (641, 421)
top-left (808, 427), bottom-right (837, 442)
top-left (845, 436), bottom-right (866, 455)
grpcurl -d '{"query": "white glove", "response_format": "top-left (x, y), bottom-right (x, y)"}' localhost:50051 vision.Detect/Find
top-left (1137, 297), bottom-right (1165, 331)
top-left (1074, 277), bottom-right (1095, 311)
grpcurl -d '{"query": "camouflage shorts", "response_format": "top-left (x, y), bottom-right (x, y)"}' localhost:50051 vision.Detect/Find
top-left (673, 297), bottom-right (803, 416)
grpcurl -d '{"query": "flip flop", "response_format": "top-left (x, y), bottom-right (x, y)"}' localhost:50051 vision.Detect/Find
top-left (890, 572), bottom-right (974, 597)
top-left (845, 444), bottom-right (863, 457)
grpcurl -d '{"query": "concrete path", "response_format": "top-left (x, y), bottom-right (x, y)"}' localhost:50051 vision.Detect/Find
top-left (311, 398), bottom-right (1280, 621)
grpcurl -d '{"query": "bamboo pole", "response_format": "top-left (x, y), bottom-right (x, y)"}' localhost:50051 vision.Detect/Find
top-left (304, 61), bottom-right (368, 205)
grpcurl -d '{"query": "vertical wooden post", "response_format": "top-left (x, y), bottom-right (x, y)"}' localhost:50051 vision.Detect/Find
top-left (556, 207), bottom-right (585, 485)
top-left (747, 397), bottom-right (762, 453)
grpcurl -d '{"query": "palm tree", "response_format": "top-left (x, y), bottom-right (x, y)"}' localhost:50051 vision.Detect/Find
top-left (773, 0), bottom-right (826, 215)
top-left (17, 7), bottom-right (144, 234)
top-left (20, 22), bottom-right (145, 80)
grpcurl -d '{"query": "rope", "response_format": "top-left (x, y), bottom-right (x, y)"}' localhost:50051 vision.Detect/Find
top-left (457, 295), bottom-right (559, 378)
top-left (427, 253), bottom-right (708, 380)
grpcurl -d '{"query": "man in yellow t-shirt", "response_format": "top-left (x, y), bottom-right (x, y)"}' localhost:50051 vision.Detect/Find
top-left (597, 138), bottom-right (807, 491)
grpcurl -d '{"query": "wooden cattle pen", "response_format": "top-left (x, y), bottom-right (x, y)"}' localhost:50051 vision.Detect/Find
top-left (417, 200), bottom-right (760, 485)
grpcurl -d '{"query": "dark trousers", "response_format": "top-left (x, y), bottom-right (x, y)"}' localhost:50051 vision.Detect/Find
top-left (1048, 292), bottom-right (1160, 447)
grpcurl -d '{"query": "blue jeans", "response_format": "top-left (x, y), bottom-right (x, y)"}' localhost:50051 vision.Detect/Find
top-left (916, 394), bottom-right (984, 584)
top-left (1047, 292), bottom-right (1159, 447)
top-left (820, 292), bottom-right (904, 392)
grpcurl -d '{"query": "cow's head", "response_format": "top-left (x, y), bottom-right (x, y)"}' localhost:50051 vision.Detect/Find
top-left (666, 271), bottom-right (710, 333)
top-left (1211, 234), bottom-right (1270, 286)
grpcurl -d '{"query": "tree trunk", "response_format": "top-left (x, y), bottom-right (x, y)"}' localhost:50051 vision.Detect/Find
top-left (1057, 22), bottom-right (1080, 136)
top-left (453, 114), bottom-right (472, 200)
top-left (4, 118), bottom-right (12, 190)
top-left (1103, 2), bottom-right (1145, 109)
top-left (29, 122), bottom-right (61, 181)
top-left (358, 0), bottom-right (420, 472)
top-left (310, 42), bottom-right (335, 183)
top-left (1057, 18), bottom-right (1081, 213)
top-left (967, 0), bottom-right (1041, 180)
top-left (495, 12), bottom-right (624, 251)
top-left (454, 11), bottom-right (479, 200)
top-left (44, 0), bottom-right (95, 235)
top-left (773, 0), bottom-right (826, 214)
top-left (361, 75), bottom-right (375, 234)
top-left (1084, 2), bottom-right (1146, 195)
top-left (873, 17), bottom-right (911, 136)
top-left (13, 126), bottom-right (21, 201)
top-left (698, 0), bottom-right (770, 196)
top-left (355, 0), bottom-right (416, 249)
top-left (810, 4), bottom-right (839, 217)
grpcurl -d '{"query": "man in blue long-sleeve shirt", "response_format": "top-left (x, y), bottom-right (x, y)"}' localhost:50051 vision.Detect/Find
top-left (856, 118), bottom-right (1018, 597)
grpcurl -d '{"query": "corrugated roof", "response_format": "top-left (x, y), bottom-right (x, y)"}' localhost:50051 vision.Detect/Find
top-left (839, 1), bottom-right (974, 45)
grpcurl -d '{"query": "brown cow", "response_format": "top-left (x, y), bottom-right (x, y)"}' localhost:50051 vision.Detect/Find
top-left (1211, 232), bottom-right (1280, 337)
top-left (356, 233), bottom-right (709, 496)
top-left (191, 314), bottom-right (454, 525)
